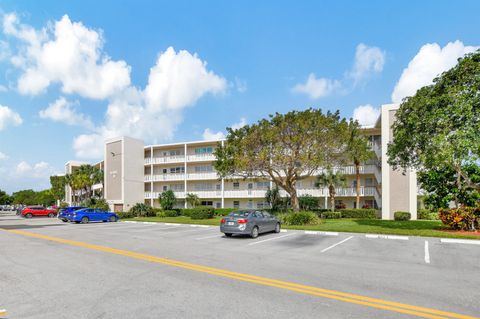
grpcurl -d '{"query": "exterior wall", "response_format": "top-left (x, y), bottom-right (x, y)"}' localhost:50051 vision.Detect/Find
top-left (381, 104), bottom-right (417, 220)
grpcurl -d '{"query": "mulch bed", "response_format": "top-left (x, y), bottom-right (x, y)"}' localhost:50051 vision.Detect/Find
top-left (440, 229), bottom-right (480, 237)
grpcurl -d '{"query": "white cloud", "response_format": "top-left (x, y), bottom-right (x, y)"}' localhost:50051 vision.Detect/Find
top-left (353, 104), bottom-right (380, 127)
top-left (0, 40), bottom-right (10, 61)
top-left (15, 160), bottom-right (55, 178)
top-left (234, 77), bottom-right (247, 93)
top-left (202, 117), bottom-right (247, 141)
top-left (0, 151), bottom-right (8, 160)
top-left (391, 41), bottom-right (479, 103)
top-left (291, 73), bottom-right (340, 99)
top-left (4, 13), bottom-right (131, 99)
top-left (39, 97), bottom-right (93, 129)
top-left (73, 47), bottom-right (227, 159)
top-left (0, 104), bottom-right (22, 130)
top-left (348, 43), bottom-right (385, 84)
top-left (202, 128), bottom-right (225, 140)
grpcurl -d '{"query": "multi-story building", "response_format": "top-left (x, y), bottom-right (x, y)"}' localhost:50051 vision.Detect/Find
top-left (65, 103), bottom-right (418, 219)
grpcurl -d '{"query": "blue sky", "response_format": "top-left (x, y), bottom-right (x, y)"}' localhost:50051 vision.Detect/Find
top-left (0, 0), bottom-right (479, 193)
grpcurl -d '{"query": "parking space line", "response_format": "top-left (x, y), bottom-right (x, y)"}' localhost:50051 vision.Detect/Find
top-left (424, 241), bottom-right (430, 264)
top-left (321, 236), bottom-right (354, 253)
top-left (248, 233), bottom-right (295, 246)
top-left (195, 234), bottom-right (222, 240)
top-left (304, 231), bottom-right (339, 236)
top-left (440, 238), bottom-right (480, 245)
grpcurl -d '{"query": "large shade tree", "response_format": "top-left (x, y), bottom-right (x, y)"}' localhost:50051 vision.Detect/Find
top-left (214, 108), bottom-right (350, 211)
top-left (387, 51), bottom-right (480, 207)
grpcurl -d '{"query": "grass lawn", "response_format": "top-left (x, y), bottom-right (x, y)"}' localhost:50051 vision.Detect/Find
top-left (123, 216), bottom-right (480, 239)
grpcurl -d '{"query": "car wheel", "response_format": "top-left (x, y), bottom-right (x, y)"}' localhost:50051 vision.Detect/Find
top-left (48, 213), bottom-right (55, 218)
top-left (109, 216), bottom-right (117, 222)
top-left (62, 219), bottom-right (68, 222)
top-left (81, 217), bottom-right (89, 224)
top-left (274, 223), bottom-right (281, 233)
top-left (25, 213), bottom-right (33, 219)
top-left (224, 233), bottom-right (232, 237)
top-left (250, 226), bottom-right (259, 238)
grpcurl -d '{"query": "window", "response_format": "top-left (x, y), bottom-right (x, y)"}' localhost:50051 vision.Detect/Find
top-left (248, 183), bottom-right (253, 190)
top-left (233, 182), bottom-right (240, 190)
top-left (170, 184), bottom-right (184, 191)
top-left (162, 168), bottom-right (167, 174)
top-left (201, 201), bottom-right (213, 206)
top-left (263, 212), bottom-right (271, 218)
top-left (233, 201), bottom-right (240, 209)
top-left (256, 201), bottom-right (269, 209)
top-left (256, 181), bottom-right (270, 189)
top-left (194, 147), bottom-right (214, 154)
top-left (194, 165), bottom-right (213, 173)
top-left (194, 183), bottom-right (213, 191)
top-left (255, 211), bottom-right (264, 218)
top-left (169, 149), bottom-right (182, 156)
top-left (169, 167), bottom-right (185, 174)
top-left (365, 178), bottom-right (374, 186)
top-left (216, 184), bottom-right (221, 190)
top-left (216, 202), bottom-right (221, 208)
top-left (247, 200), bottom-right (253, 208)
top-left (163, 185), bottom-right (168, 191)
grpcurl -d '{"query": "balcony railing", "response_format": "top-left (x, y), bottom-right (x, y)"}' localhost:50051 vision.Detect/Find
top-left (145, 155), bottom-right (185, 165)
top-left (145, 173), bottom-right (185, 182)
top-left (145, 191), bottom-right (186, 199)
top-left (223, 189), bottom-right (268, 198)
top-left (186, 172), bottom-right (219, 180)
top-left (187, 153), bottom-right (216, 162)
top-left (188, 190), bottom-right (222, 198)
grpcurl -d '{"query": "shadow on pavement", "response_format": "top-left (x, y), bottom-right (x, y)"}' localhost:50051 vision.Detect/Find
top-left (0, 224), bottom-right (66, 230)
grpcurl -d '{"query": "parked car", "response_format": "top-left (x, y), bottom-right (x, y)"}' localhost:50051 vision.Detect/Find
top-left (58, 206), bottom-right (86, 222)
top-left (21, 206), bottom-right (57, 218)
top-left (68, 208), bottom-right (118, 224)
top-left (220, 210), bottom-right (281, 238)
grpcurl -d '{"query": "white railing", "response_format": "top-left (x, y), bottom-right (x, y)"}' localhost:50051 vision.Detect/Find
top-left (373, 165), bottom-right (382, 184)
top-left (145, 155), bottom-right (185, 165)
top-left (186, 172), bottom-right (219, 180)
top-left (187, 153), bottom-right (216, 162)
top-left (145, 174), bottom-right (185, 182)
top-left (223, 190), bottom-right (267, 198)
top-left (145, 191), bottom-right (185, 199)
top-left (333, 165), bottom-right (376, 175)
top-left (189, 190), bottom-right (222, 198)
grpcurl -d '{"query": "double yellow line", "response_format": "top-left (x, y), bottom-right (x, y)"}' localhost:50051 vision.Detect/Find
top-left (2, 228), bottom-right (477, 319)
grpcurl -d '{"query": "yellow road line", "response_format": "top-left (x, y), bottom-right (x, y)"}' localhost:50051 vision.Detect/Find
top-left (2, 228), bottom-right (478, 319)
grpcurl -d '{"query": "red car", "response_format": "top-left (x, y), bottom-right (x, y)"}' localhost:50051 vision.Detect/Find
top-left (21, 206), bottom-right (57, 218)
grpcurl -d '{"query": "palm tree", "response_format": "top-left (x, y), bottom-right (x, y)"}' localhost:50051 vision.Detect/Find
top-left (346, 122), bottom-right (374, 209)
top-left (316, 167), bottom-right (347, 212)
top-left (186, 193), bottom-right (200, 208)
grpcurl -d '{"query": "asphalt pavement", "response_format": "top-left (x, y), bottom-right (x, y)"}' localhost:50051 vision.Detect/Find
top-left (0, 215), bottom-right (479, 319)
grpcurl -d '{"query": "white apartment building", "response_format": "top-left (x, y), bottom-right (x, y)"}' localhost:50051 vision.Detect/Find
top-left (65, 104), bottom-right (418, 219)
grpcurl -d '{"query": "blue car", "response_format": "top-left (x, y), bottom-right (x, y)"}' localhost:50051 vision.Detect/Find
top-left (58, 206), bottom-right (86, 222)
top-left (68, 208), bottom-right (118, 224)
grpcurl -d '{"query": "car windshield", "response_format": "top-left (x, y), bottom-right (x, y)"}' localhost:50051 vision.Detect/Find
top-left (228, 211), bottom-right (252, 217)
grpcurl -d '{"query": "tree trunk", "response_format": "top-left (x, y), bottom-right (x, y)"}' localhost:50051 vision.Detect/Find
top-left (329, 185), bottom-right (335, 212)
top-left (355, 162), bottom-right (360, 209)
top-left (290, 189), bottom-right (300, 211)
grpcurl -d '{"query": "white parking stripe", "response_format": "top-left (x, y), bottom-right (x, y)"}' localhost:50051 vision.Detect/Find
top-left (196, 234), bottom-right (222, 240)
top-left (248, 233), bottom-right (295, 246)
top-left (440, 238), bottom-right (480, 245)
top-left (321, 236), bottom-right (354, 253)
top-left (304, 231), bottom-right (339, 236)
top-left (424, 240), bottom-right (430, 264)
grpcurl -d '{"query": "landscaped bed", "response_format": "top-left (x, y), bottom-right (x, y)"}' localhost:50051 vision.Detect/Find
top-left (122, 216), bottom-right (480, 239)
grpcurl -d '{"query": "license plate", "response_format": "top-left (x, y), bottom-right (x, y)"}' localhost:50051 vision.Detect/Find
top-left (227, 222), bottom-right (234, 226)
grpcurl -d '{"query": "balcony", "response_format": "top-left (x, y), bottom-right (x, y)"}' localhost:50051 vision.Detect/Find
top-left (145, 155), bottom-right (185, 165)
top-left (186, 172), bottom-right (219, 180)
top-left (145, 173), bottom-right (185, 182)
top-left (145, 191), bottom-right (185, 199)
top-left (188, 190), bottom-right (222, 198)
top-left (187, 153), bottom-right (216, 162)
top-left (333, 165), bottom-right (376, 175)
top-left (223, 189), bottom-right (267, 198)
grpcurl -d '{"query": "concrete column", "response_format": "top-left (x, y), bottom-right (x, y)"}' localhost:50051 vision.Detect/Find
top-left (221, 140), bottom-right (225, 208)
top-left (150, 146), bottom-right (153, 207)
top-left (184, 143), bottom-right (188, 208)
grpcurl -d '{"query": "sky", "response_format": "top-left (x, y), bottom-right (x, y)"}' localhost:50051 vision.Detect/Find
top-left (0, 0), bottom-right (479, 193)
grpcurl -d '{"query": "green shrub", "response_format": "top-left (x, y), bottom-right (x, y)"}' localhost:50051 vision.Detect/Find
top-left (214, 208), bottom-right (235, 216)
top-left (159, 190), bottom-right (176, 210)
top-left (117, 211), bottom-right (134, 219)
top-left (163, 210), bottom-right (180, 217)
top-left (156, 211), bottom-right (166, 218)
top-left (439, 207), bottom-right (480, 231)
top-left (338, 208), bottom-right (378, 219)
top-left (321, 211), bottom-right (342, 219)
top-left (91, 198), bottom-right (109, 211)
top-left (418, 209), bottom-right (439, 220)
top-left (190, 206), bottom-right (215, 219)
top-left (299, 194), bottom-right (319, 211)
top-left (280, 211), bottom-right (321, 225)
top-left (129, 203), bottom-right (155, 217)
top-left (394, 211), bottom-right (411, 221)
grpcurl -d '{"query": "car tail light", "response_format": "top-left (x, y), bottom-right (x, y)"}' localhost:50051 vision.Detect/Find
top-left (220, 218), bottom-right (226, 224)
top-left (237, 218), bottom-right (248, 224)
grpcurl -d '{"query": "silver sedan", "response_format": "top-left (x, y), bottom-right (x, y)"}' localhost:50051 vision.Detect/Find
top-left (220, 210), bottom-right (281, 238)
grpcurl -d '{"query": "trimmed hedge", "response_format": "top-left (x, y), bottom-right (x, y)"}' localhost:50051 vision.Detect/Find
top-left (117, 211), bottom-right (134, 219)
top-left (337, 209), bottom-right (378, 219)
top-left (277, 211), bottom-right (321, 225)
top-left (418, 209), bottom-right (440, 220)
top-left (321, 211), bottom-right (342, 219)
top-left (394, 211), bottom-right (411, 221)
top-left (214, 208), bottom-right (235, 216)
top-left (163, 210), bottom-right (180, 217)
top-left (190, 206), bottom-right (215, 219)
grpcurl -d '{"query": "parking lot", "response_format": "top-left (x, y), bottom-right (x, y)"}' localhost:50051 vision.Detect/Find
top-left (1, 214), bottom-right (479, 319)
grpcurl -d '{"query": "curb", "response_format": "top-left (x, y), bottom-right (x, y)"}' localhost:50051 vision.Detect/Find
top-left (440, 238), bottom-right (480, 245)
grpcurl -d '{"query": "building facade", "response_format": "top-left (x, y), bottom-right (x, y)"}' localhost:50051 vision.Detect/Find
top-left (65, 104), bottom-right (418, 219)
